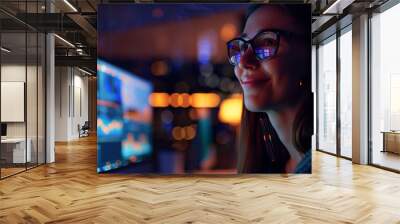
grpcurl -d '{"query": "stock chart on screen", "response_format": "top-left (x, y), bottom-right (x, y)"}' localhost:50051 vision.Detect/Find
top-left (97, 59), bottom-right (153, 172)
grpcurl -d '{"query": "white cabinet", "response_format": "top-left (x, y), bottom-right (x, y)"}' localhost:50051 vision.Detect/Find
top-left (1, 138), bottom-right (32, 163)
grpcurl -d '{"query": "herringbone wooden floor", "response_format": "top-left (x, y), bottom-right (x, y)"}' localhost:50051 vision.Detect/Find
top-left (1, 136), bottom-right (400, 223)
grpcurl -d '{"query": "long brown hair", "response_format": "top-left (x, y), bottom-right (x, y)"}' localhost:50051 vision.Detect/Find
top-left (237, 4), bottom-right (313, 173)
top-left (238, 92), bottom-right (313, 173)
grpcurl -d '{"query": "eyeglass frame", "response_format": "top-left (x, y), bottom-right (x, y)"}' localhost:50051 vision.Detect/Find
top-left (226, 29), bottom-right (294, 66)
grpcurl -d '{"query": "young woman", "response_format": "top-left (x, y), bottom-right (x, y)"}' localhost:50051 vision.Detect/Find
top-left (226, 5), bottom-right (313, 173)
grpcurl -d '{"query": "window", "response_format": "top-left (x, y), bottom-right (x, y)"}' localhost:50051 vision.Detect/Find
top-left (0, 1), bottom-right (46, 179)
top-left (371, 2), bottom-right (400, 171)
top-left (339, 28), bottom-right (352, 158)
top-left (317, 36), bottom-right (337, 154)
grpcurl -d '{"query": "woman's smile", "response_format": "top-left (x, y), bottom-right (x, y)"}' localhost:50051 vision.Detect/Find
top-left (240, 77), bottom-right (270, 90)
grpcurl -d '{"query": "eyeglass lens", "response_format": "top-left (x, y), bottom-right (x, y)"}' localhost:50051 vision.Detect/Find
top-left (228, 31), bottom-right (278, 65)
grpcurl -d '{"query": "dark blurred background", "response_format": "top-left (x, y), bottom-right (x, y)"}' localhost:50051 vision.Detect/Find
top-left (98, 4), bottom-right (248, 174)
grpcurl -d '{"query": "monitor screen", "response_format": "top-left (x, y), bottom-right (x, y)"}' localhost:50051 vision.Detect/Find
top-left (1, 123), bottom-right (7, 137)
top-left (97, 59), bottom-right (153, 173)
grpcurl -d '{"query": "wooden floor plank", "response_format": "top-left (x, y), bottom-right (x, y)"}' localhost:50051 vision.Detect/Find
top-left (0, 135), bottom-right (400, 223)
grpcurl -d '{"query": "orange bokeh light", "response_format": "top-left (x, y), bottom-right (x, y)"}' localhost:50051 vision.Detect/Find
top-left (150, 60), bottom-right (169, 76)
top-left (220, 23), bottom-right (237, 42)
top-left (185, 125), bottom-right (197, 140)
top-left (191, 93), bottom-right (220, 108)
top-left (148, 92), bottom-right (221, 108)
top-left (218, 94), bottom-right (243, 126)
top-left (170, 93), bottom-right (181, 108)
top-left (181, 93), bottom-right (191, 108)
top-left (172, 127), bottom-right (183, 140)
top-left (149, 92), bottom-right (169, 107)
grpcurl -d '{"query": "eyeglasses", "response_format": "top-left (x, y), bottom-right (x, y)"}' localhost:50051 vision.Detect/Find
top-left (226, 29), bottom-right (282, 66)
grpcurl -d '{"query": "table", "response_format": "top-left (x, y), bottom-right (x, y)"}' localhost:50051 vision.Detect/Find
top-left (1, 138), bottom-right (31, 163)
top-left (381, 131), bottom-right (400, 154)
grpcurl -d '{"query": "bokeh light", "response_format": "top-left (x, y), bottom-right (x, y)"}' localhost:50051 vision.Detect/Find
top-left (220, 23), bottom-right (237, 42)
top-left (191, 93), bottom-right (221, 108)
top-left (218, 93), bottom-right (243, 126)
top-left (150, 60), bottom-right (169, 76)
top-left (149, 92), bottom-right (169, 107)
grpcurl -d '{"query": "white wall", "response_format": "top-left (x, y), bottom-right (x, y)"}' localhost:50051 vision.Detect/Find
top-left (72, 73), bottom-right (89, 138)
top-left (1, 65), bottom-right (37, 138)
top-left (1, 65), bottom-right (26, 137)
top-left (54, 67), bottom-right (89, 141)
top-left (1, 63), bottom-right (45, 164)
top-left (55, 66), bottom-right (69, 141)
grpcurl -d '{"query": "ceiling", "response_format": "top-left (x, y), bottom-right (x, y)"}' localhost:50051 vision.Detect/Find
top-left (0, 0), bottom-right (391, 72)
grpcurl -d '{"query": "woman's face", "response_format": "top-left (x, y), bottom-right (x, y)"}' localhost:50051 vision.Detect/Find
top-left (234, 6), bottom-right (306, 112)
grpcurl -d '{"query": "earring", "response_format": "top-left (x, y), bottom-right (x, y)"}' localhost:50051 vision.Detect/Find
top-left (263, 133), bottom-right (272, 142)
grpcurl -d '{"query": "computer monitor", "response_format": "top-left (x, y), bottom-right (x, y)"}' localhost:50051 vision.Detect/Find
top-left (1, 123), bottom-right (7, 137)
top-left (97, 60), bottom-right (153, 173)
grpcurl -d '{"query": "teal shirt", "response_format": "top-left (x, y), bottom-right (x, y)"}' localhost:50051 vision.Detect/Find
top-left (294, 150), bottom-right (312, 174)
